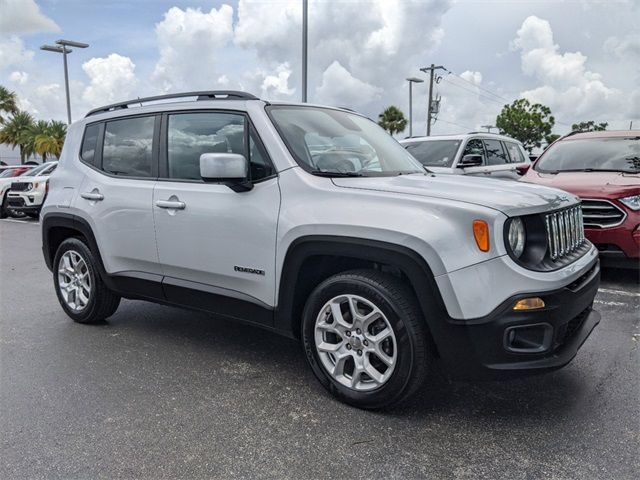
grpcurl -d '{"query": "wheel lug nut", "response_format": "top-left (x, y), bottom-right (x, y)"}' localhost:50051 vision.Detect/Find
top-left (346, 344), bottom-right (352, 350)
top-left (363, 340), bottom-right (368, 346)
top-left (357, 350), bottom-right (363, 356)
top-left (346, 331), bottom-right (351, 337)
top-left (356, 328), bottom-right (361, 334)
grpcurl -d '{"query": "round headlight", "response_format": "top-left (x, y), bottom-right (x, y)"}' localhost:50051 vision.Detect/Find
top-left (508, 218), bottom-right (526, 257)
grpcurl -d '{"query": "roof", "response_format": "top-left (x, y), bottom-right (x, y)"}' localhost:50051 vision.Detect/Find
top-left (562, 130), bottom-right (640, 140)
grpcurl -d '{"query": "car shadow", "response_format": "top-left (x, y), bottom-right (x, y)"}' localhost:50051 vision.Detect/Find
top-left (100, 300), bottom-right (585, 421)
top-left (599, 265), bottom-right (639, 287)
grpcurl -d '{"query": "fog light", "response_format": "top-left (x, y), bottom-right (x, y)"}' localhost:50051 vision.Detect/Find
top-left (513, 297), bottom-right (545, 311)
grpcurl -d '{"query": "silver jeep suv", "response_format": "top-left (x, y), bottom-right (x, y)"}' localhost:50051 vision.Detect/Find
top-left (41, 91), bottom-right (600, 408)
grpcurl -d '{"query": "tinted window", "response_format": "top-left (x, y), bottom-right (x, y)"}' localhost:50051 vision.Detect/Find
top-left (404, 140), bottom-right (461, 167)
top-left (102, 116), bottom-right (155, 177)
top-left (536, 137), bottom-right (640, 173)
top-left (166, 113), bottom-right (274, 181)
top-left (504, 141), bottom-right (526, 163)
top-left (24, 163), bottom-right (53, 177)
top-left (81, 124), bottom-right (100, 164)
top-left (0, 169), bottom-right (17, 178)
top-left (462, 139), bottom-right (485, 162)
top-left (484, 139), bottom-right (508, 165)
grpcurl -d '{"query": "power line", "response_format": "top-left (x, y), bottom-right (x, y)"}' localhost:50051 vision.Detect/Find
top-left (447, 70), bottom-right (511, 103)
top-left (440, 77), bottom-right (506, 106)
top-left (435, 118), bottom-right (475, 131)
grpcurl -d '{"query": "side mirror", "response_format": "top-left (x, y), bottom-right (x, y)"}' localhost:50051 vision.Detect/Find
top-left (458, 154), bottom-right (483, 168)
top-left (200, 153), bottom-right (252, 192)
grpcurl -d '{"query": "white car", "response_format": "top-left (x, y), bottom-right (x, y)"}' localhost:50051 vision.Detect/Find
top-left (6, 161), bottom-right (58, 218)
top-left (41, 91), bottom-right (599, 409)
top-left (400, 133), bottom-right (531, 180)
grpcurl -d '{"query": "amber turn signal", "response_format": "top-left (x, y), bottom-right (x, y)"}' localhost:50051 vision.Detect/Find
top-left (472, 220), bottom-right (490, 252)
top-left (513, 297), bottom-right (546, 311)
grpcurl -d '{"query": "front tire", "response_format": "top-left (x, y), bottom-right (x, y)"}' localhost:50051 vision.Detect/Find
top-left (302, 269), bottom-right (431, 409)
top-left (53, 238), bottom-right (121, 324)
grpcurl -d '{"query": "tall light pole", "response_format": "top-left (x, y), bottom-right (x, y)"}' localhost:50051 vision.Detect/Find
top-left (302, 0), bottom-right (308, 103)
top-left (40, 39), bottom-right (89, 124)
top-left (406, 77), bottom-right (424, 138)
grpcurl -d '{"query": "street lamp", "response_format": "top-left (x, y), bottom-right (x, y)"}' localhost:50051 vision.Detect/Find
top-left (40, 39), bottom-right (89, 124)
top-left (406, 77), bottom-right (424, 138)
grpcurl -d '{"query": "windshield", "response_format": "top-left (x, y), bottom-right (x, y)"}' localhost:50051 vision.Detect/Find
top-left (536, 137), bottom-right (640, 173)
top-left (24, 163), bottom-right (53, 177)
top-left (403, 140), bottom-right (461, 167)
top-left (0, 169), bottom-right (17, 178)
top-left (267, 106), bottom-right (424, 176)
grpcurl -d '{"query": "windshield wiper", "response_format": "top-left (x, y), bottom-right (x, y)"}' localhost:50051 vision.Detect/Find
top-left (310, 170), bottom-right (364, 177)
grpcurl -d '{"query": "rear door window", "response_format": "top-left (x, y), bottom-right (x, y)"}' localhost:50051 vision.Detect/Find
top-left (102, 116), bottom-right (155, 177)
top-left (462, 139), bottom-right (485, 164)
top-left (483, 139), bottom-right (509, 165)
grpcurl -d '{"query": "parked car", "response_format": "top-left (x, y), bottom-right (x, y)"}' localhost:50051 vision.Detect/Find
top-left (6, 161), bottom-right (58, 218)
top-left (41, 91), bottom-right (600, 409)
top-left (0, 165), bottom-right (33, 178)
top-left (521, 130), bottom-right (639, 268)
top-left (400, 133), bottom-right (531, 180)
top-left (0, 165), bottom-right (36, 218)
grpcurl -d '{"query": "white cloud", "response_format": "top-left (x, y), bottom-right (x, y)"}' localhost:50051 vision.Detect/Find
top-left (604, 33), bottom-right (640, 63)
top-left (316, 61), bottom-right (382, 108)
top-left (513, 16), bottom-right (625, 123)
top-left (82, 54), bottom-right (137, 107)
top-left (0, 0), bottom-right (59, 35)
top-left (0, 36), bottom-right (34, 72)
top-left (260, 63), bottom-right (295, 98)
top-left (152, 5), bottom-right (234, 92)
top-left (9, 71), bottom-right (28, 84)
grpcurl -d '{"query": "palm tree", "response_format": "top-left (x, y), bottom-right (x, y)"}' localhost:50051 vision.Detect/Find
top-left (0, 111), bottom-right (34, 164)
top-left (378, 106), bottom-right (408, 136)
top-left (26, 120), bottom-right (50, 161)
top-left (0, 86), bottom-right (19, 124)
top-left (34, 120), bottom-right (67, 159)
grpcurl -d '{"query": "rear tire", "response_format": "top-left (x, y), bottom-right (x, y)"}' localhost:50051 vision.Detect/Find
top-left (53, 238), bottom-right (121, 324)
top-left (302, 269), bottom-right (431, 409)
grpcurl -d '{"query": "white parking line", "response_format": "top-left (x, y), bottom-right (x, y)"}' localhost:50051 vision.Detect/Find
top-left (594, 299), bottom-right (630, 307)
top-left (598, 288), bottom-right (640, 298)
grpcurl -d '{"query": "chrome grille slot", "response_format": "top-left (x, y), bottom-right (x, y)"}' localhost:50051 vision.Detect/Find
top-left (544, 205), bottom-right (585, 261)
top-left (580, 199), bottom-right (625, 228)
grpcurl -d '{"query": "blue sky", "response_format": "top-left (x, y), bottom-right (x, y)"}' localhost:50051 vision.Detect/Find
top-left (1, 0), bottom-right (639, 163)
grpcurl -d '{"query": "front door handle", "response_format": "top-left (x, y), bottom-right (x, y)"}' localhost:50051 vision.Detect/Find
top-left (80, 191), bottom-right (104, 201)
top-left (155, 199), bottom-right (186, 210)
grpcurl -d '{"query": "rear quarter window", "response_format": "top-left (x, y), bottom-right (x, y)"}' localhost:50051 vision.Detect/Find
top-left (80, 123), bottom-right (100, 165)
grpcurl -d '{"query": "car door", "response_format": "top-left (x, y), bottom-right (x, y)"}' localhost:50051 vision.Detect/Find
top-left (482, 139), bottom-right (519, 180)
top-left (456, 138), bottom-right (491, 177)
top-left (152, 111), bottom-right (280, 322)
top-left (76, 115), bottom-right (162, 278)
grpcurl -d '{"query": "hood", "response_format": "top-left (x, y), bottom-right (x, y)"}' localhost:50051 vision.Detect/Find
top-left (522, 170), bottom-right (640, 199)
top-left (331, 173), bottom-right (578, 216)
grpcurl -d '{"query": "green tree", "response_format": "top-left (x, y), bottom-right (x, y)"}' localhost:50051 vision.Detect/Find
top-left (0, 86), bottom-right (19, 124)
top-left (26, 120), bottom-right (50, 161)
top-left (0, 111), bottom-right (35, 164)
top-left (545, 133), bottom-right (561, 145)
top-left (34, 120), bottom-right (67, 159)
top-left (495, 98), bottom-right (555, 153)
top-left (571, 120), bottom-right (608, 132)
top-left (378, 106), bottom-right (407, 136)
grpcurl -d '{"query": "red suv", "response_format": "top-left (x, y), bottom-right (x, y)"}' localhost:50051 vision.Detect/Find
top-left (521, 130), bottom-right (640, 268)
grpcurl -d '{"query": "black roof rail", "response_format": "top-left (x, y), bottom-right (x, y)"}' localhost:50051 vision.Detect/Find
top-left (85, 90), bottom-right (260, 117)
top-left (467, 131), bottom-right (501, 135)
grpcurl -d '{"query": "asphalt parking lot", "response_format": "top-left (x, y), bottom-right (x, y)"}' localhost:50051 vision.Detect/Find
top-left (1, 217), bottom-right (638, 479)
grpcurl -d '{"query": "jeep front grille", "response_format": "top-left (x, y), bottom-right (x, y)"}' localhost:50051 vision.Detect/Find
top-left (544, 205), bottom-right (585, 261)
top-left (10, 182), bottom-right (29, 192)
top-left (580, 199), bottom-right (626, 228)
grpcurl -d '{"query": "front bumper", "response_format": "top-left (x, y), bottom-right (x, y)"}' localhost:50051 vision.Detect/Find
top-left (7, 191), bottom-right (45, 213)
top-left (436, 260), bottom-right (601, 381)
top-left (586, 221), bottom-right (640, 268)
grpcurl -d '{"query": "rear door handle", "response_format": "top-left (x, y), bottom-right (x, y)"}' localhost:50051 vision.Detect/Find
top-left (80, 191), bottom-right (104, 201)
top-left (155, 199), bottom-right (186, 210)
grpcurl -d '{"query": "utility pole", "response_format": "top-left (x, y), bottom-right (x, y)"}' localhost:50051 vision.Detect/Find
top-left (301, 0), bottom-right (308, 103)
top-left (420, 64), bottom-right (446, 136)
top-left (41, 39), bottom-right (89, 124)
top-left (406, 77), bottom-right (424, 138)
